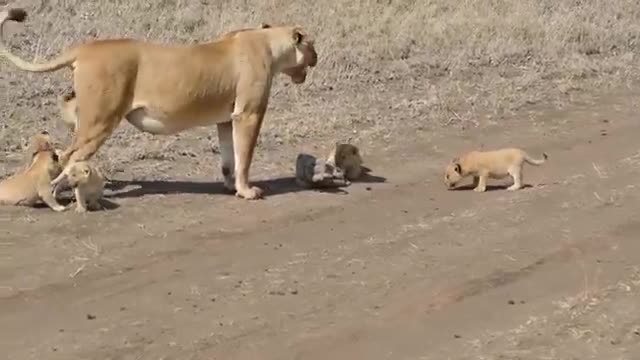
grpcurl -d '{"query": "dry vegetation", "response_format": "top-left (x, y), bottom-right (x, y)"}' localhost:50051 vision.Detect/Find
top-left (1, 0), bottom-right (640, 177)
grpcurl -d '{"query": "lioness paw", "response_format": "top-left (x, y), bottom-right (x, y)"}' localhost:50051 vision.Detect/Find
top-left (235, 186), bottom-right (264, 200)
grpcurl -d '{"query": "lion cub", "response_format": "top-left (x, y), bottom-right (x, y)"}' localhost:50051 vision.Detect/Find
top-left (326, 143), bottom-right (364, 181)
top-left (296, 153), bottom-right (348, 188)
top-left (65, 161), bottom-right (105, 212)
top-left (444, 148), bottom-right (548, 192)
top-left (0, 131), bottom-right (66, 211)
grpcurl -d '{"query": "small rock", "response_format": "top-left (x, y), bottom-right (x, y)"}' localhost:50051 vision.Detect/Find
top-left (508, 300), bottom-right (516, 305)
top-left (86, 314), bottom-right (96, 320)
top-left (453, 334), bottom-right (462, 339)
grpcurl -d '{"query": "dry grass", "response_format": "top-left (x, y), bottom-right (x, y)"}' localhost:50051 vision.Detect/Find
top-left (1, 0), bottom-right (640, 176)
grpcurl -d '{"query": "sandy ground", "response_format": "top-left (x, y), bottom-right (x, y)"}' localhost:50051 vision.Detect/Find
top-left (1, 83), bottom-right (640, 360)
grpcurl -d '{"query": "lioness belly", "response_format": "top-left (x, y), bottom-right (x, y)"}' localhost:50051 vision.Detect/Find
top-left (125, 107), bottom-right (231, 135)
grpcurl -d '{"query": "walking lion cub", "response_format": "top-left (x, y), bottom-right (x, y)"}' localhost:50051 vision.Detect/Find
top-left (444, 148), bottom-right (548, 192)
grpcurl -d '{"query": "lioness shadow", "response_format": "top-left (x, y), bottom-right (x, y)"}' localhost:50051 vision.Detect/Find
top-left (105, 170), bottom-right (387, 199)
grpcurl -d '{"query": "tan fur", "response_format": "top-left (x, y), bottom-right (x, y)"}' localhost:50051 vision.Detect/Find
top-left (444, 148), bottom-right (548, 192)
top-left (0, 132), bottom-right (66, 211)
top-left (65, 161), bottom-right (105, 213)
top-left (326, 143), bottom-right (364, 181)
top-left (55, 24), bottom-right (290, 133)
top-left (0, 9), bottom-right (318, 200)
top-left (57, 90), bottom-right (79, 131)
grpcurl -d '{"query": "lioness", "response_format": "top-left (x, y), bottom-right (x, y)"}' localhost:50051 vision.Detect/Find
top-left (65, 161), bottom-right (105, 213)
top-left (444, 148), bottom-right (548, 192)
top-left (0, 8), bottom-right (317, 200)
top-left (0, 131), bottom-right (66, 211)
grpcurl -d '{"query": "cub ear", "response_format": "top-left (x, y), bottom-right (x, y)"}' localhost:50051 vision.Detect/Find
top-left (83, 167), bottom-right (91, 176)
top-left (293, 30), bottom-right (303, 44)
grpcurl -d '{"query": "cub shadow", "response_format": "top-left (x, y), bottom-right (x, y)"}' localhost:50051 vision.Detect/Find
top-left (48, 193), bottom-right (122, 211)
top-left (104, 170), bottom-right (387, 200)
top-left (450, 183), bottom-right (533, 192)
top-left (353, 167), bottom-right (386, 184)
top-left (28, 196), bottom-right (120, 211)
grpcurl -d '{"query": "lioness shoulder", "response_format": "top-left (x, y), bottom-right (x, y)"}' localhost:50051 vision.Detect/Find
top-left (444, 147), bottom-right (548, 192)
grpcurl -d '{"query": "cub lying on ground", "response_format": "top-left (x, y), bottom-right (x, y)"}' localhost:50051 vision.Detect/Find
top-left (326, 143), bottom-right (364, 181)
top-left (0, 131), bottom-right (66, 211)
top-left (444, 148), bottom-right (548, 192)
top-left (296, 153), bottom-right (349, 189)
top-left (65, 161), bottom-right (106, 213)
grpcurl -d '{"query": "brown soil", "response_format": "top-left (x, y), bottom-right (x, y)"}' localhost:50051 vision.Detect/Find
top-left (2, 88), bottom-right (640, 359)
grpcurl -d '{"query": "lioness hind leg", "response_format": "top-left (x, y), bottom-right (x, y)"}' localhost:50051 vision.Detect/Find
top-left (53, 73), bottom-right (128, 186)
top-left (232, 112), bottom-right (265, 200)
top-left (53, 118), bottom-right (119, 187)
top-left (216, 121), bottom-right (235, 192)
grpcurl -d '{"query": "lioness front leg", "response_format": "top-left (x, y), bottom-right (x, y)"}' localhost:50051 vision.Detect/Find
top-left (216, 121), bottom-right (235, 192)
top-left (232, 112), bottom-right (265, 200)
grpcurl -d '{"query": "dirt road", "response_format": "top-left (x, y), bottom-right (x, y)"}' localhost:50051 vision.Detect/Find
top-left (2, 90), bottom-right (640, 359)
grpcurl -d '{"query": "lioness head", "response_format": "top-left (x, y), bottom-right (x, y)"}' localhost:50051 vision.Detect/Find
top-left (66, 161), bottom-right (93, 188)
top-left (268, 25), bottom-right (317, 84)
top-left (221, 23), bottom-right (317, 84)
top-left (444, 159), bottom-right (463, 189)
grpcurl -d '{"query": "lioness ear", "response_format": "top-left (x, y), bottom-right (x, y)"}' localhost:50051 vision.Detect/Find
top-left (260, 23), bottom-right (271, 29)
top-left (454, 163), bottom-right (462, 174)
top-left (293, 30), bottom-right (303, 44)
top-left (83, 167), bottom-right (91, 176)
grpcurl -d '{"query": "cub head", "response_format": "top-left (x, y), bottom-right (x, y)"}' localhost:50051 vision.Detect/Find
top-left (66, 161), bottom-right (93, 188)
top-left (28, 131), bottom-right (55, 157)
top-left (444, 159), bottom-right (463, 189)
top-left (335, 143), bottom-right (362, 168)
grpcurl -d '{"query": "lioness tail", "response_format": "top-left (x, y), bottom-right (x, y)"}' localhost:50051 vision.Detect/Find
top-left (0, 8), bottom-right (76, 73)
